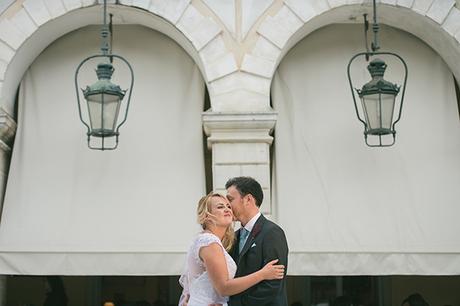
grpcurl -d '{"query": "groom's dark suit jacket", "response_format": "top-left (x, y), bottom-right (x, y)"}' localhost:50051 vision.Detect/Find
top-left (229, 214), bottom-right (289, 306)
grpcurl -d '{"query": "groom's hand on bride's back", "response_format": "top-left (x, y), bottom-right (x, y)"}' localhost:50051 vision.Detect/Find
top-left (208, 304), bottom-right (223, 306)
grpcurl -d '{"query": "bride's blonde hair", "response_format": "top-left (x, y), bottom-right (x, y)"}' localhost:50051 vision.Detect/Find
top-left (197, 192), bottom-right (235, 252)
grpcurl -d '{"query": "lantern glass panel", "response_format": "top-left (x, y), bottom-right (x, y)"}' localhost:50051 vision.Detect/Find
top-left (86, 93), bottom-right (122, 136)
top-left (361, 93), bottom-right (396, 134)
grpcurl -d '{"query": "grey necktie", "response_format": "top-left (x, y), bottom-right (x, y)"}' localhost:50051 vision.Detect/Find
top-left (239, 228), bottom-right (250, 253)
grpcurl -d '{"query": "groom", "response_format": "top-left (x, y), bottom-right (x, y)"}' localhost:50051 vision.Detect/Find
top-left (225, 176), bottom-right (289, 306)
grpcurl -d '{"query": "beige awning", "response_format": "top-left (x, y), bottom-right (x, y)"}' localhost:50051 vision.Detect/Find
top-left (0, 25), bottom-right (205, 275)
top-left (272, 24), bottom-right (460, 275)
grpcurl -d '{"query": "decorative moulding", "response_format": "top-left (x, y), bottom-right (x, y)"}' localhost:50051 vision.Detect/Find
top-left (202, 111), bottom-right (277, 148)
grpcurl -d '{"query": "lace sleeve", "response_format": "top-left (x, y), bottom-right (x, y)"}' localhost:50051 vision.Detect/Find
top-left (179, 233), bottom-right (226, 306)
top-left (194, 233), bottom-right (223, 262)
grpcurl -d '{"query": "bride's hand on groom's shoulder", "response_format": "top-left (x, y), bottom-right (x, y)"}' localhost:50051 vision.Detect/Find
top-left (261, 259), bottom-right (285, 280)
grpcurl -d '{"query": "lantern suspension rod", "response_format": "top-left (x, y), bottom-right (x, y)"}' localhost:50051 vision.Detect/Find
top-left (363, 14), bottom-right (369, 54)
top-left (109, 13), bottom-right (113, 62)
top-left (371, 0), bottom-right (380, 52)
top-left (100, 0), bottom-right (110, 56)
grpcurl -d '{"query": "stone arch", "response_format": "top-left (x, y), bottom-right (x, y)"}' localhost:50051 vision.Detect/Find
top-left (240, 0), bottom-right (460, 106)
top-left (0, 0), bottom-right (233, 115)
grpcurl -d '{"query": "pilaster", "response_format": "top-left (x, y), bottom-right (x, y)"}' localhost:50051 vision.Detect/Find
top-left (203, 111), bottom-right (276, 215)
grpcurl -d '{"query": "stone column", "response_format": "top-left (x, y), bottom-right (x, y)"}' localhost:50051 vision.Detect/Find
top-left (203, 111), bottom-right (276, 216)
top-left (0, 109), bottom-right (17, 306)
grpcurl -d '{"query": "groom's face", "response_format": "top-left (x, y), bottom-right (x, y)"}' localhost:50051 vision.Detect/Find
top-left (226, 185), bottom-right (244, 221)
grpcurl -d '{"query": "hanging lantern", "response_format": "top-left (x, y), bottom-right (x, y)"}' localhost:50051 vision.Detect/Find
top-left (357, 58), bottom-right (400, 137)
top-left (347, 1), bottom-right (407, 147)
top-left (75, 0), bottom-right (133, 150)
top-left (82, 63), bottom-right (126, 138)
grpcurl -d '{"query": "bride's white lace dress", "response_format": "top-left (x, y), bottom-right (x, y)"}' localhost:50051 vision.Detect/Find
top-left (179, 232), bottom-right (237, 306)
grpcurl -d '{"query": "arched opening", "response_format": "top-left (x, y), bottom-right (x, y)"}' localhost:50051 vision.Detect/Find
top-left (265, 4), bottom-right (460, 90)
top-left (0, 4), bottom-right (205, 116)
top-left (0, 4), bottom-right (218, 304)
top-left (270, 22), bottom-right (460, 302)
top-left (0, 23), bottom-right (209, 275)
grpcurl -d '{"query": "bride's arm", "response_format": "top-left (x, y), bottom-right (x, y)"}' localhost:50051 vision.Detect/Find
top-left (199, 243), bottom-right (284, 297)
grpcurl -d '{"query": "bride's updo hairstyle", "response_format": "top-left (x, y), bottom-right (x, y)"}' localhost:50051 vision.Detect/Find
top-left (197, 192), bottom-right (235, 252)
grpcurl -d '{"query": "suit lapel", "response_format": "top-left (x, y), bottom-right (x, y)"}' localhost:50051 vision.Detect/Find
top-left (238, 214), bottom-right (266, 264)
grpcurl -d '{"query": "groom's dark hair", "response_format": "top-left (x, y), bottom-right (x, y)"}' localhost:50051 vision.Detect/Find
top-left (225, 176), bottom-right (263, 207)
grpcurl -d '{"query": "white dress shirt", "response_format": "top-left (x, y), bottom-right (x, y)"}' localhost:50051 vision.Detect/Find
top-left (243, 212), bottom-right (261, 233)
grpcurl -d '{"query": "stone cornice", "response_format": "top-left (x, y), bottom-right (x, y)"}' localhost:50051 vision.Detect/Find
top-left (202, 111), bottom-right (277, 148)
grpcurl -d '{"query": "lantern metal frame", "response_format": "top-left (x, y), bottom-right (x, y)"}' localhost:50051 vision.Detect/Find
top-left (347, 1), bottom-right (408, 147)
top-left (75, 0), bottom-right (134, 150)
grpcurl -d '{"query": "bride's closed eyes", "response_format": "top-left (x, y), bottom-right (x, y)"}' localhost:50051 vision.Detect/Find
top-left (215, 203), bottom-right (231, 210)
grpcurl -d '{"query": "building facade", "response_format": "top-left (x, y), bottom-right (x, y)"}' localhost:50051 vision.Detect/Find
top-left (0, 0), bottom-right (460, 305)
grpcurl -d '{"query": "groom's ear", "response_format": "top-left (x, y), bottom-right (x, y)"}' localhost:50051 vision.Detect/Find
top-left (245, 193), bottom-right (256, 206)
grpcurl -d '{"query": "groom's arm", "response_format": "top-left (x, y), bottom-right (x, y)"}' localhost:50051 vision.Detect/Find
top-left (241, 226), bottom-right (288, 306)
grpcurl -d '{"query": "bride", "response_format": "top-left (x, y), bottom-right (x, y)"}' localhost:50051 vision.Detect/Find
top-left (179, 192), bottom-right (285, 306)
